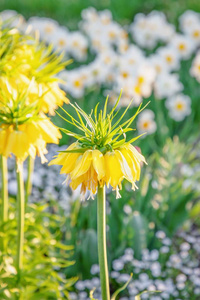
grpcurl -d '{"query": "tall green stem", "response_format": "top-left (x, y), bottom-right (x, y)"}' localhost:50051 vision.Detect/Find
top-left (97, 184), bottom-right (110, 300)
top-left (25, 156), bottom-right (34, 205)
top-left (1, 155), bottom-right (8, 223)
top-left (16, 161), bottom-right (25, 282)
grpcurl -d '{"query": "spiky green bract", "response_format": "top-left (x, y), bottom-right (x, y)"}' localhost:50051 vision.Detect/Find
top-left (0, 21), bottom-right (72, 80)
top-left (0, 80), bottom-right (40, 128)
top-left (58, 92), bottom-right (149, 154)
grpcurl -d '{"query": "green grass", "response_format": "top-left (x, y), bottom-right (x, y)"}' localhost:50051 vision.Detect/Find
top-left (1, 0), bottom-right (200, 29)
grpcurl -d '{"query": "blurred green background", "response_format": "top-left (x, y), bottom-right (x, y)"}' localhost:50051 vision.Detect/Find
top-left (1, 0), bottom-right (200, 29)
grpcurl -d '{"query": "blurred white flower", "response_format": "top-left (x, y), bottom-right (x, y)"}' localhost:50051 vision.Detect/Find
top-left (123, 204), bottom-right (132, 215)
top-left (110, 271), bottom-right (120, 278)
top-left (169, 33), bottom-right (195, 59)
top-left (130, 11), bottom-right (174, 49)
top-left (28, 17), bottom-right (59, 42)
top-left (157, 46), bottom-right (180, 71)
top-left (149, 54), bottom-right (169, 76)
top-left (165, 94), bottom-right (191, 121)
top-left (180, 242), bottom-right (191, 251)
top-left (117, 273), bottom-right (131, 283)
top-left (176, 274), bottom-right (187, 282)
top-left (90, 264), bottom-right (100, 275)
top-left (137, 109), bottom-right (157, 135)
top-left (160, 246), bottom-right (170, 254)
top-left (154, 73), bottom-right (183, 99)
top-left (179, 10), bottom-right (200, 34)
top-left (49, 26), bottom-right (70, 53)
top-left (0, 9), bottom-right (25, 29)
top-left (190, 50), bottom-right (200, 82)
top-left (156, 231), bottom-right (166, 239)
top-left (62, 71), bottom-right (85, 98)
top-left (69, 31), bottom-right (88, 61)
top-left (75, 281), bottom-right (85, 291)
top-left (112, 259), bottom-right (124, 271)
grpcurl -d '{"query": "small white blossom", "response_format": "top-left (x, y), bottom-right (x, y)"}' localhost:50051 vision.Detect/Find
top-left (165, 94), bottom-right (191, 121)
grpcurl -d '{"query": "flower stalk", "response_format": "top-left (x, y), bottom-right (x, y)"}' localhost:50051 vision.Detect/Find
top-left (25, 156), bottom-right (34, 205)
top-left (97, 184), bottom-right (110, 300)
top-left (1, 155), bottom-right (8, 224)
top-left (16, 161), bottom-right (25, 282)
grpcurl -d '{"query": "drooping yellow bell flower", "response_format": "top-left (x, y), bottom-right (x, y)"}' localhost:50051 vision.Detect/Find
top-left (0, 117), bottom-right (61, 164)
top-left (11, 41), bottom-right (70, 115)
top-left (49, 94), bottom-right (147, 199)
top-left (0, 25), bottom-right (70, 116)
top-left (0, 81), bottom-right (61, 165)
top-left (50, 143), bottom-right (145, 199)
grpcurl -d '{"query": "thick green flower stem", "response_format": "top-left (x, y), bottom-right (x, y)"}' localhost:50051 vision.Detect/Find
top-left (25, 156), bottom-right (34, 205)
top-left (1, 155), bottom-right (8, 224)
top-left (16, 161), bottom-right (25, 282)
top-left (97, 184), bottom-right (110, 300)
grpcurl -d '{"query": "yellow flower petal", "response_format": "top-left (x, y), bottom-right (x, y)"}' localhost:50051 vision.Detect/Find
top-left (70, 150), bottom-right (93, 179)
top-left (49, 142), bottom-right (78, 166)
top-left (70, 175), bottom-right (84, 191)
top-left (122, 144), bottom-right (146, 181)
top-left (60, 153), bottom-right (80, 174)
top-left (92, 149), bottom-right (106, 181)
top-left (115, 150), bottom-right (133, 182)
top-left (126, 144), bottom-right (146, 164)
top-left (0, 128), bottom-right (8, 154)
top-left (49, 142), bottom-right (81, 174)
top-left (104, 151), bottom-right (124, 189)
top-left (37, 115), bottom-right (61, 144)
top-left (4, 130), bottom-right (30, 161)
top-left (120, 147), bottom-right (137, 182)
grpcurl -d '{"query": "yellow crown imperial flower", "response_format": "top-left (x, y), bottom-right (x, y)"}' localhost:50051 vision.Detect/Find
top-left (0, 25), bottom-right (70, 116)
top-left (49, 93), bottom-right (147, 199)
top-left (0, 80), bottom-right (61, 166)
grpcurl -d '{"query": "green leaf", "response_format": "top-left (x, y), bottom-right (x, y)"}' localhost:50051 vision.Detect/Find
top-left (135, 290), bottom-right (162, 299)
top-left (111, 273), bottom-right (133, 300)
top-left (89, 288), bottom-right (98, 300)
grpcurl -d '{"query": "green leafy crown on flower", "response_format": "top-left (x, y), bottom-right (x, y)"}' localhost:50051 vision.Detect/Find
top-left (57, 91), bottom-right (149, 154)
top-left (0, 81), bottom-right (41, 128)
top-left (0, 22), bottom-right (72, 80)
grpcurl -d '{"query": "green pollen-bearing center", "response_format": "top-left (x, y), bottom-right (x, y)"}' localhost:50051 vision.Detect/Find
top-left (57, 91), bottom-right (149, 155)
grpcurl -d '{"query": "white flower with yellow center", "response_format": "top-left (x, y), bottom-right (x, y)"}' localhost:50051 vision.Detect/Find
top-left (190, 50), bottom-right (200, 82)
top-left (165, 94), bottom-right (191, 121)
top-left (137, 109), bottom-right (157, 135)
top-left (99, 10), bottom-right (112, 25)
top-left (27, 17), bottom-right (59, 42)
top-left (69, 32), bottom-right (88, 61)
top-left (169, 34), bottom-right (195, 59)
top-left (130, 11), bottom-right (174, 49)
top-left (49, 27), bottom-right (69, 53)
top-left (179, 10), bottom-right (200, 34)
top-left (118, 65), bottom-right (133, 82)
top-left (149, 55), bottom-right (169, 75)
top-left (106, 23), bottom-right (121, 42)
top-left (63, 71), bottom-right (85, 98)
top-left (154, 73), bottom-right (183, 99)
top-left (185, 24), bottom-right (200, 46)
top-left (157, 46), bottom-right (180, 71)
top-left (0, 9), bottom-right (25, 29)
top-left (81, 7), bottom-right (98, 23)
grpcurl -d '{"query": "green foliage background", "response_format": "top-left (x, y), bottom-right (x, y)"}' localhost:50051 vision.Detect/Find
top-left (1, 0), bottom-right (200, 30)
top-left (1, 1), bottom-right (200, 298)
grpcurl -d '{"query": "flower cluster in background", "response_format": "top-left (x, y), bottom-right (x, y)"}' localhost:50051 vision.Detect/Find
top-left (1, 8), bottom-right (199, 137)
top-left (71, 227), bottom-right (200, 300)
